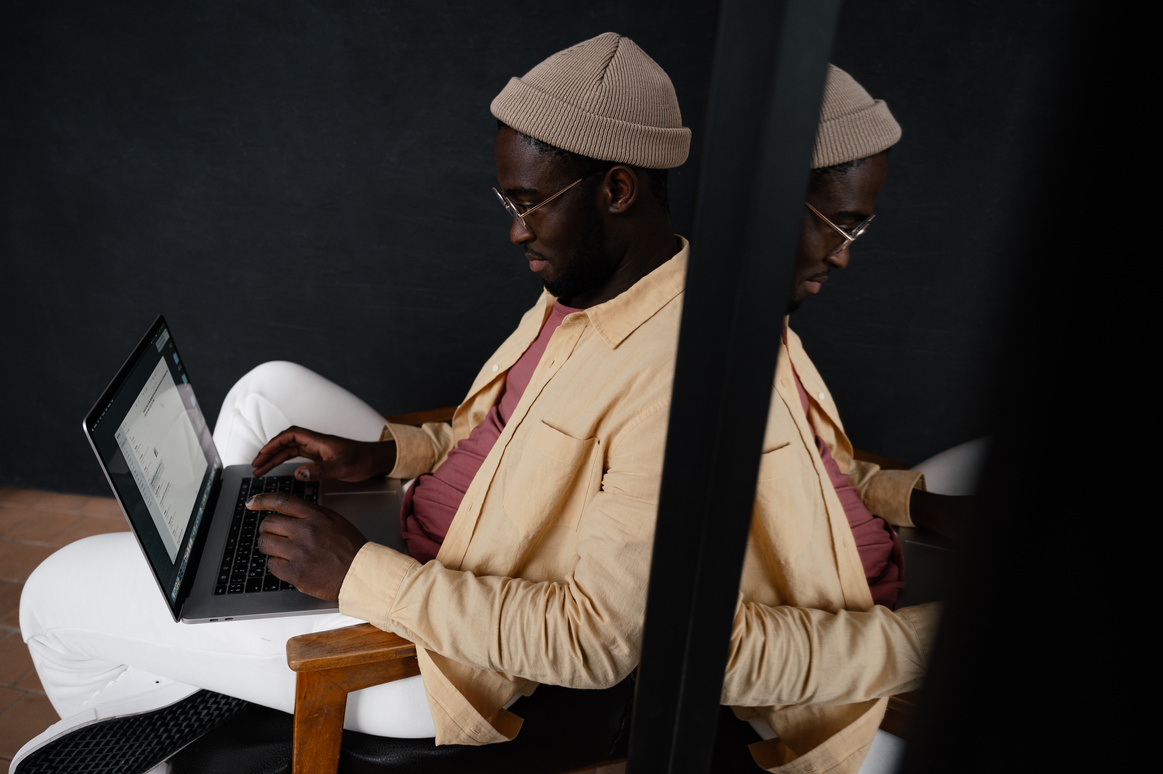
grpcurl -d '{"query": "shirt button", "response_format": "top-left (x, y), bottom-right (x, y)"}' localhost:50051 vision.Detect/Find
top-left (817, 391), bottom-right (826, 401)
top-left (491, 364), bottom-right (499, 372)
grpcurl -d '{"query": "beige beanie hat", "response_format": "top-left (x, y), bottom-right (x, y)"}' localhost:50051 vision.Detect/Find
top-left (812, 64), bottom-right (901, 169)
top-left (490, 32), bottom-right (690, 169)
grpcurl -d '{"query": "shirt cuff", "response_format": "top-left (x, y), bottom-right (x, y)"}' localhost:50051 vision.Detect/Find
top-left (338, 541), bottom-right (420, 625)
top-left (379, 422), bottom-right (437, 479)
top-left (895, 601), bottom-right (943, 660)
top-left (861, 469), bottom-right (926, 527)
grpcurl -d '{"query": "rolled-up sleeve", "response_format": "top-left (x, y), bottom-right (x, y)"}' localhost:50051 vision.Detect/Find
top-left (847, 461), bottom-right (926, 527)
top-left (721, 600), bottom-right (941, 708)
top-left (379, 420), bottom-right (457, 479)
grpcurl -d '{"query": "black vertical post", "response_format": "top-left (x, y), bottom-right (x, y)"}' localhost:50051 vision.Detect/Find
top-left (626, 1), bottom-right (841, 772)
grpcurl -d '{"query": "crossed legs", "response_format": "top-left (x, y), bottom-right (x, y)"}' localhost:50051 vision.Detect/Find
top-left (20, 362), bottom-right (436, 739)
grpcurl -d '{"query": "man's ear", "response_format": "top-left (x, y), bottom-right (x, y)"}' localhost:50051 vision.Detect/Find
top-left (603, 165), bottom-right (639, 214)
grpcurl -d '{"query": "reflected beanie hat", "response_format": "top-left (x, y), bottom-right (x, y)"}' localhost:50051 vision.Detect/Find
top-left (812, 64), bottom-right (901, 169)
top-left (490, 32), bottom-right (691, 169)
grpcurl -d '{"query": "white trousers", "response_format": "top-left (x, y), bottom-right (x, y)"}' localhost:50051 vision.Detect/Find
top-left (20, 362), bottom-right (437, 737)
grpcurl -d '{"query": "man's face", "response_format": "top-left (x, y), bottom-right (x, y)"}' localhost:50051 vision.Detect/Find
top-left (787, 151), bottom-right (889, 313)
top-left (493, 126), bottom-right (614, 306)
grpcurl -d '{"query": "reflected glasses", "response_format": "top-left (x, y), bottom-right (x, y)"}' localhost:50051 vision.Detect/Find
top-left (805, 201), bottom-right (876, 256)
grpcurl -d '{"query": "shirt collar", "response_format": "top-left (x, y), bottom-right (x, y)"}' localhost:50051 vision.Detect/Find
top-left (551, 235), bottom-right (689, 349)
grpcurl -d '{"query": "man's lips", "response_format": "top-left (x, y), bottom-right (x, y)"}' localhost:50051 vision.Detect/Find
top-left (803, 272), bottom-right (828, 295)
top-left (526, 251), bottom-right (548, 273)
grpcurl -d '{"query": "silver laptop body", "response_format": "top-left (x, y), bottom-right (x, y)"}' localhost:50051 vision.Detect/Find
top-left (83, 315), bottom-right (402, 623)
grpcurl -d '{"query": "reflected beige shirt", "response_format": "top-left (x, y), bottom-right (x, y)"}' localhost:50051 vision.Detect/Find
top-left (729, 325), bottom-right (940, 774)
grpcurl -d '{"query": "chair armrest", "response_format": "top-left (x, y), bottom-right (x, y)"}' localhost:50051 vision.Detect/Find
top-left (287, 622), bottom-right (417, 672)
top-left (286, 623), bottom-right (421, 774)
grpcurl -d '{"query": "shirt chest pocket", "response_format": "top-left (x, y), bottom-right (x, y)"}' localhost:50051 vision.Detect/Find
top-left (753, 440), bottom-right (816, 560)
top-left (502, 420), bottom-right (601, 534)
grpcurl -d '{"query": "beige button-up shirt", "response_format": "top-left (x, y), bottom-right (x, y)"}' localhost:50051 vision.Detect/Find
top-left (729, 326), bottom-right (940, 773)
top-left (341, 238), bottom-right (689, 744)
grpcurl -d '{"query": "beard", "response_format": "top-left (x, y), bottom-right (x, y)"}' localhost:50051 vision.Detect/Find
top-left (541, 207), bottom-right (611, 305)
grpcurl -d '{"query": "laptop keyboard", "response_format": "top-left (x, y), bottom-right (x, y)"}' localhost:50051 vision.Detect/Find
top-left (213, 476), bottom-right (319, 595)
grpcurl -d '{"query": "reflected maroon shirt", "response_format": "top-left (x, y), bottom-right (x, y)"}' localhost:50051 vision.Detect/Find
top-left (793, 373), bottom-right (905, 608)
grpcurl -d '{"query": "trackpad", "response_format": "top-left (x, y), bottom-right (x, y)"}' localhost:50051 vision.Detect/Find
top-left (322, 478), bottom-right (406, 552)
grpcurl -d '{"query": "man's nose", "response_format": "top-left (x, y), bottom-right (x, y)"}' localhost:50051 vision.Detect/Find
top-left (509, 218), bottom-right (534, 245)
top-left (826, 245), bottom-right (850, 269)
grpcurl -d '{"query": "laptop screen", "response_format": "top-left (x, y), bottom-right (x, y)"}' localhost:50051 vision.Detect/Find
top-left (84, 316), bottom-right (221, 617)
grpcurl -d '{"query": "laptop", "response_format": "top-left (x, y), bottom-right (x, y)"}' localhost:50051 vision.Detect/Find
top-left (82, 315), bottom-right (404, 623)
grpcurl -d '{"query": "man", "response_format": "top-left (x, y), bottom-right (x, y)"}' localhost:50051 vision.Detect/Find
top-left (18, 40), bottom-right (940, 774)
top-left (16, 31), bottom-right (693, 768)
top-left (251, 62), bottom-right (956, 774)
top-left (715, 66), bottom-right (953, 773)
top-left (242, 64), bottom-right (951, 774)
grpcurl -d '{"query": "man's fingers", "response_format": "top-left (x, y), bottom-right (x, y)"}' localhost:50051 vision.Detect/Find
top-left (293, 461), bottom-right (326, 481)
top-left (252, 427), bottom-right (325, 467)
top-left (264, 555), bottom-right (293, 582)
top-left (249, 496), bottom-right (363, 604)
top-left (251, 444), bottom-right (293, 468)
top-left (247, 492), bottom-right (322, 519)
top-left (251, 448), bottom-right (303, 477)
top-left (255, 528), bottom-right (292, 559)
top-left (257, 427), bottom-right (311, 454)
top-left (256, 511), bottom-right (295, 540)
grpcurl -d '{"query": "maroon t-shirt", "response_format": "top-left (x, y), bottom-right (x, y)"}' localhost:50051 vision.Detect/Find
top-left (400, 301), bottom-right (581, 562)
top-left (793, 373), bottom-right (905, 608)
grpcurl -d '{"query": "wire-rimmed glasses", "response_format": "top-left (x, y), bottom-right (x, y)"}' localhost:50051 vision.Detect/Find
top-left (492, 177), bottom-right (586, 231)
top-left (805, 201), bottom-right (876, 255)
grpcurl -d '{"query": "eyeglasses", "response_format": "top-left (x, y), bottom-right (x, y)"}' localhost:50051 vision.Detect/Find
top-left (492, 177), bottom-right (586, 231)
top-left (805, 201), bottom-right (876, 256)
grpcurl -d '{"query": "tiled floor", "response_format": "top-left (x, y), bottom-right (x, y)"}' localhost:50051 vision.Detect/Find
top-left (0, 487), bottom-right (129, 772)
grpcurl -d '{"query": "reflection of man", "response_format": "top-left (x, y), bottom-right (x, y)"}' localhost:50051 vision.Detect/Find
top-left (718, 67), bottom-right (955, 773)
top-left (17, 32), bottom-right (695, 768)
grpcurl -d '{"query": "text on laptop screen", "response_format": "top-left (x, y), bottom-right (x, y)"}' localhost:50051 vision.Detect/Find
top-left (115, 357), bottom-right (209, 561)
top-left (87, 320), bottom-right (220, 608)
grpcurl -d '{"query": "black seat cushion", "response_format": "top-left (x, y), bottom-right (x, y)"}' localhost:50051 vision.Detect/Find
top-left (170, 674), bottom-right (635, 774)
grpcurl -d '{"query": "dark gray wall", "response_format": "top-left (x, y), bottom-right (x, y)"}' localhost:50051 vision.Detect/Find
top-left (804, 2), bottom-right (1074, 463)
top-left (1, 1), bottom-right (1074, 495)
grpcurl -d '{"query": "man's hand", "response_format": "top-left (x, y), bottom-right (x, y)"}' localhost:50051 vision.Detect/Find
top-left (251, 426), bottom-right (396, 482)
top-left (251, 493), bottom-right (368, 602)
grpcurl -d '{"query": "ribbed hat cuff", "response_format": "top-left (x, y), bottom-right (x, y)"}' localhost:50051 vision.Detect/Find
top-left (491, 77), bottom-right (691, 169)
top-left (812, 99), bottom-right (901, 169)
